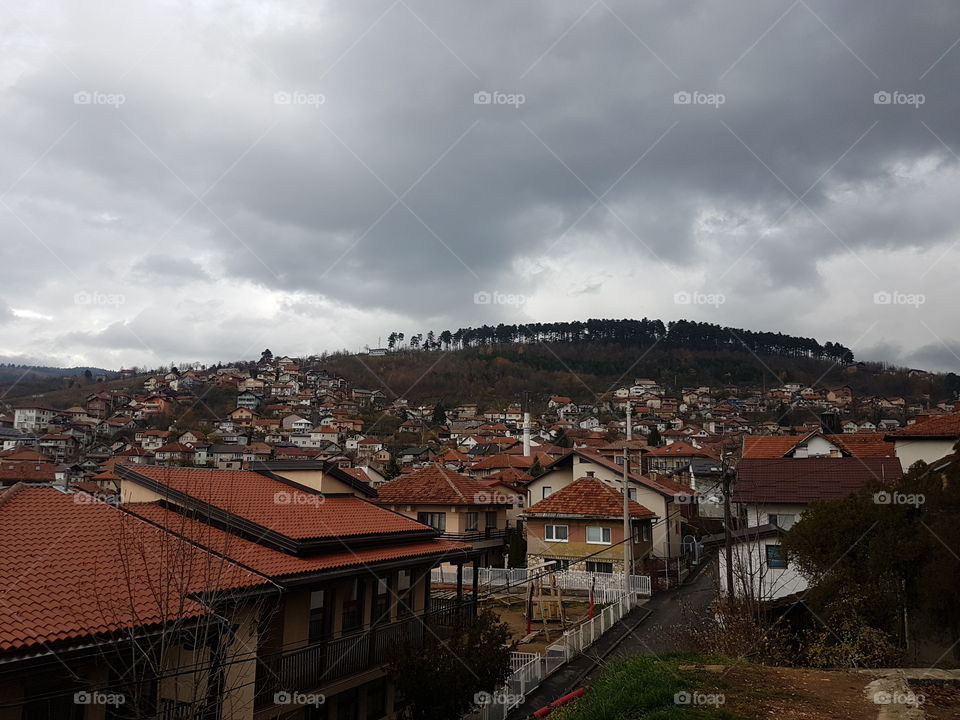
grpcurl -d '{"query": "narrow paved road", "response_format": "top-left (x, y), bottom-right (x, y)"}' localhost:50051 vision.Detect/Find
top-left (603, 558), bottom-right (715, 658)
top-left (507, 560), bottom-right (716, 718)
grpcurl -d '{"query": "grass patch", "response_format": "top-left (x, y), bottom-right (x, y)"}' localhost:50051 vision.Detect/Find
top-left (551, 653), bottom-right (760, 720)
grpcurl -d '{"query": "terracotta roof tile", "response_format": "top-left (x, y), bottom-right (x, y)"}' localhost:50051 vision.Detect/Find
top-left (374, 464), bottom-right (493, 505)
top-left (0, 486), bottom-right (265, 653)
top-left (525, 477), bottom-right (657, 519)
top-left (887, 414), bottom-right (960, 439)
top-left (733, 457), bottom-right (902, 504)
top-left (645, 441), bottom-right (713, 457)
top-left (126, 503), bottom-right (469, 580)
top-left (124, 466), bottom-right (430, 540)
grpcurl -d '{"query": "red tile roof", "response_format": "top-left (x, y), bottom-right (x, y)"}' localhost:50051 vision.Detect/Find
top-left (125, 502), bottom-right (469, 580)
top-left (340, 467), bottom-right (372, 485)
top-left (742, 435), bottom-right (806, 458)
top-left (525, 477), bottom-right (657, 519)
top-left (0, 463), bottom-right (60, 483)
top-left (645, 441), bottom-right (713, 457)
top-left (828, 433), bottom-right (896, 458)
top-left (742, 432), bottom-right (895, 459)
top-left (0, 448), bottom-right (50, 462)
top-left (484, 468), bottom-right (534, 485)
top-left (733, 457), bottom-right (902, 504)
top-left (470, 453), bottom-right (551, 470)
top-left (887, 414), bottom-right (960, 439)
top-left (123, 466), bottom-right (431, 540)
top-left (374, 464), bottom-right (494, 506)
top-left (0, 485), bottom-right (265, 653)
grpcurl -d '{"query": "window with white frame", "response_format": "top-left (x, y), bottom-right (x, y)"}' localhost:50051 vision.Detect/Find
top-left (544, 524), bottom-right (568, 542)
top-left (542, 486), bottom-right (553, 499)
top-left (586, 526), bottom-right (612, 544)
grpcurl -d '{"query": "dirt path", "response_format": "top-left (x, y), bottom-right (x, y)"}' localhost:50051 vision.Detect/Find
top-left (719, 664), bottom-right (878, 720)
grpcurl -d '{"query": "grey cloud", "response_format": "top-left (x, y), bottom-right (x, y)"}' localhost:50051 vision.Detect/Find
top-left (2, 0), bottom-right (960, 367)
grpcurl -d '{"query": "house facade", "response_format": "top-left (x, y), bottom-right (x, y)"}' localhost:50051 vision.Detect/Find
top-left (374, 465), bottom-right (520, 567)
top-left (523, 476), bottom-right (656, 574)
top-left (0, 467), bottom-right (482, 720)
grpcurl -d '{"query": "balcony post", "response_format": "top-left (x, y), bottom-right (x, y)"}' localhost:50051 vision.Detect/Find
top-left (456, 562), bottom-right (463, 600)
top-left (471, 558), bottom-right (478, 616)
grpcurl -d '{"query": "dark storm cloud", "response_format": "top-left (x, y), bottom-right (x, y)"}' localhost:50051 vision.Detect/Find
top-left (2, 0), bottom-right (960, 367)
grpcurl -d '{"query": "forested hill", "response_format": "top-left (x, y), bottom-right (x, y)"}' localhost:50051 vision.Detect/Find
top-left (381, 319), bottom-right (854, 364)
top-left (320, 319), bottom-right (957, 407)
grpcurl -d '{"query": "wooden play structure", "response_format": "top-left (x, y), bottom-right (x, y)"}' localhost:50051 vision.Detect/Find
top-left (524, 561), bottom-right (568, 640)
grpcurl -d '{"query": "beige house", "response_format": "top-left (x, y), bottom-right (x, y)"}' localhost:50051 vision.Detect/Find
top-left (527, 450), bottom-right (695, 561)
top-left (0, 465), bottom-right (479, 720)
top-left (524, 476), bottom-right (657, 574)
top-left (374, 464), bottom-right (522, 567)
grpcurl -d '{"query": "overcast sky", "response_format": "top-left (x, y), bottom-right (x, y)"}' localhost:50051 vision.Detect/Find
top-left (2, 0), bottom-right (960, 372)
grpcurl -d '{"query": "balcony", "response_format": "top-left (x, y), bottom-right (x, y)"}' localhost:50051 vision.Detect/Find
top-left (254, 600), bottom-right (476, 709)
top-left (439, 527), bottom-right (511, 543)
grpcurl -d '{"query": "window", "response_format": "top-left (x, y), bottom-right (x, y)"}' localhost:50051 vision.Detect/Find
top-left (341, 578), bottom-right (366, 632)
top-left (641, 523), bottom-right (651, 541)
top-left (586, 561), bottom-right (614, 574)
top-left (485, 511), bottom-right (497, 529)
top-left (586, 526), bottom-right (612, 544)
top-left (372, 577), bottom-right (390, 625)
top-left (546, 558), bottom-right (570, 571)
top-left (396, 570), bottom-right (412, 616)
top-left (542, 486), bottom-right (553, 499)
top-left (768, 514), bottom-right (796, 530)
top-left (544, 525), bottom-right (568, 542)
top-left (628, 488), bottom-right (637, 500)
top-left (417, 511), bottom-right (446, 532)
top-left (464, 512), bottom-right (478, 531)
top-left (308, 589), bottom-right (329, 642)
top-left (766, 544), bottom-right (787, 569)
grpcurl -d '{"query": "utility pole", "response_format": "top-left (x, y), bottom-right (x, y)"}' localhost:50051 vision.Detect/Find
top-left (622, 447), bottom-right (633, 606)
top-left (522, 391), bottom-right (531, 457)
top-left (722, 464), bottom-right (735, 606)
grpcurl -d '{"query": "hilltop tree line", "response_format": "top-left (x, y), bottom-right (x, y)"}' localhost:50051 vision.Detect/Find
top-left (386, 318), bottom-right (854, 364)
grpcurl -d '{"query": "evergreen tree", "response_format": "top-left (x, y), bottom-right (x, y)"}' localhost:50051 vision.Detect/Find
top-left (647, 426), bottom-right (662, 447)
top-left (432, 401), bottom-right (447, 425)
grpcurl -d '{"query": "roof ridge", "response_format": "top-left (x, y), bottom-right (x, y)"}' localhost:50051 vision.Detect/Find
top-left (436, 465), bottom-right (469, 502)
top-left (0, 482), bottom-right (27, 509)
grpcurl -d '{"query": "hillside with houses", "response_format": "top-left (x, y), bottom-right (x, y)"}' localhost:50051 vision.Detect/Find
top-left (3, 342), bottom-right (960, 718)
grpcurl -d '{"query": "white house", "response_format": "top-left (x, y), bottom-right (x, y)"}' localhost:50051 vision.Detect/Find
top-left (13, 406), bottom-right (55, 433)
top-left (709, 524), bottom-right (808, 602)
top-left (886, 414), bottom-right (960, 471)
top-left (726, 456), bottom-right (904, 603)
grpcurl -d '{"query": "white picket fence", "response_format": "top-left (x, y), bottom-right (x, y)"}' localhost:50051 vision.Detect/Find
top-left (432, 566), bottom-right (652, 599)
top-left (468, 594), bottom-right (634, 720)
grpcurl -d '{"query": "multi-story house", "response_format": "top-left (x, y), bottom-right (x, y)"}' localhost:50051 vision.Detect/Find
top-left (886, 413), bottom-right (960, 470)
top-left (12, 405), bottom-right (56, 433)
top-left (523, 476), bottom-right (657, 574)
top-left (374, 465), bottom-right (521, 567)
top-left (527, 449), bottom-right (695, 562)
top-left (236, 390), bottom-right (262, 410)
top-left (0, 465), bottom-right (479, 720)
top-left (726, 455), bottom-right (903, 603)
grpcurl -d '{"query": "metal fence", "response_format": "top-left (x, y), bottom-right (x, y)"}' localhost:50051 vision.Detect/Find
top-left (431, 566), bottom-right (652, 598)
top-left (467, 594), bottom-right (634, 720)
